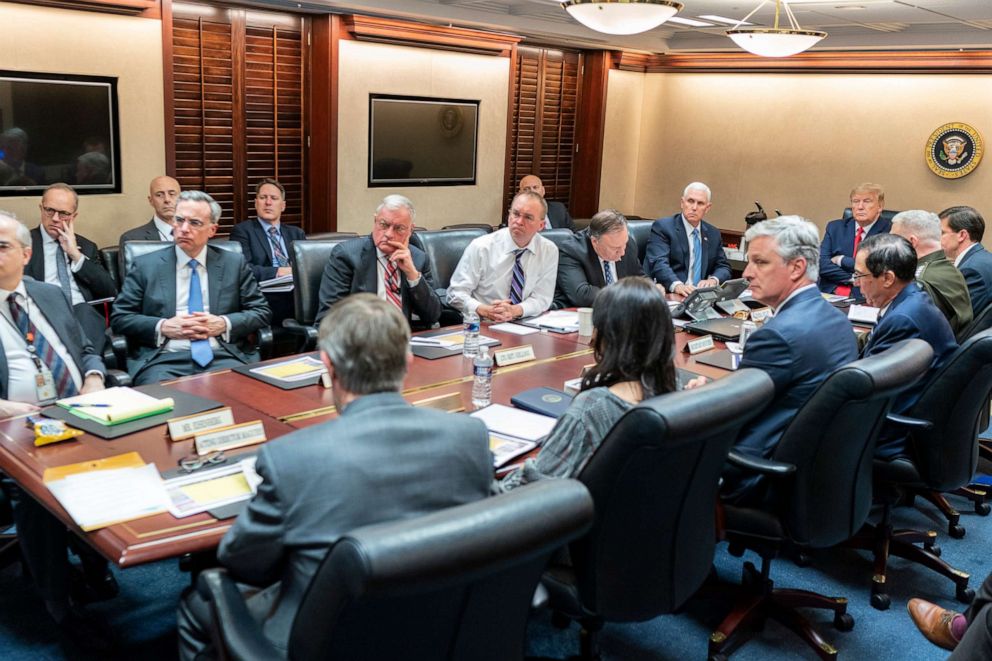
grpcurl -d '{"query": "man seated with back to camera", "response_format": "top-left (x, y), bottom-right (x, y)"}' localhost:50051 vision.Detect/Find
top-left (712, 217), bottom-right (858, 502)
top-left (176, 294), bottom-right (492, 659)
top-left (854, 233), bottom-right (957, 460)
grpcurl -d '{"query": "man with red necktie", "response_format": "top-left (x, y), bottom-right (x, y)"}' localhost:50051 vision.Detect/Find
top-left (818, 182), bottom-right (893, 298)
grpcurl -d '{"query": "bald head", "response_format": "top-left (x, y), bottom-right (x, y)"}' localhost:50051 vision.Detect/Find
top-left (518, 175), bottom-right (545, 199)
top-left (149, 176), bottom-right (181, 222)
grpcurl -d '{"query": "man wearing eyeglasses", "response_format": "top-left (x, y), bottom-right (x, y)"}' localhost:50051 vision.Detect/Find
top-left (314, 194), bottom-right (440, 329)
top-left (111, 190), bottom-right (271, 385)
top-left (26, 183), bottom-right (116, 351)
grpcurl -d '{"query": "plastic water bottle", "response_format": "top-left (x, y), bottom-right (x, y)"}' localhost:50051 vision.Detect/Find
top-left (472, 346), bottom-right (494, 409)
top-left (462, 310), bottom-right (480, 358)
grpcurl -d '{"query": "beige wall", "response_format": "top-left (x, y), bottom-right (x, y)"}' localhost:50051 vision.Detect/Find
top-left (602, 70), bottom-right (992, 245)
top-left (598, 69), bottom-right (644, 216)
top-left (336, 40), bottom-right (509, 233)
top-left (0, 4), bottom-right (165, 247)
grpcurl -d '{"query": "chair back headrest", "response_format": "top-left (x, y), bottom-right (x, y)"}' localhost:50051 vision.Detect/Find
top-left (959, 300), bottom-right (992, 341)
top-left (841, 208), bottom-right (900, 224)
top-left (540, 228), bottom-right (575, 251)
top-left (291, 238), bottom-right (353, 324)
top-left (122, 240), bottom-right (243, 276)
top-left (440, 223), bottom-right (494, 233)
top-left (773, 339), bottom-right (933, 546)
top-left (909, 329), bottom-right (992, 489)
top-left (572, 369), bottom-right (774, 620)
top-left (626, 219), bottom-right (654, 264)
top-left (289, 480), bottom-right (593, 660)
top-left (98, 245), bottom-right (120, 290)
top-left (417, 229), bottom-right (488, 291)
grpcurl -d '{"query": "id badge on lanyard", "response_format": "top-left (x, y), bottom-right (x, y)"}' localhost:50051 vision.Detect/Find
top-left (29, 349), bottom-right (57, 404)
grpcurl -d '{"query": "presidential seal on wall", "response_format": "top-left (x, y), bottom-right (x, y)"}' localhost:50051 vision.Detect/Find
top-left (925, 122), bottom-right (983, 179)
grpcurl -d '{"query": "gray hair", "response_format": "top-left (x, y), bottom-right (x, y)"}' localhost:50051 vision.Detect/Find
top-left (892, 209), bottom-right (941, 244)
top-left (43, 182), bottom-right (79, 210)
top-left (588, 209), bottom-right (627, 238)
top-left (512, 190), bottom-right (548, 220)
top-left (318, 293), bottom-right (410, 394)
top-left (376, 194), bottom-right (416, 223)
top-left (178, 190), bottom-right (222, 224)
top-left (0, 211), bottom-right (33, 247)
top-left (683, 182), bottom-right (712, 203)
top-left (744, 215), bottom-right (820, 281)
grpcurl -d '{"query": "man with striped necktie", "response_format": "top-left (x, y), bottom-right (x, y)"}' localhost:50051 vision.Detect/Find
top-left (448, 191), bottom-right (559, 322)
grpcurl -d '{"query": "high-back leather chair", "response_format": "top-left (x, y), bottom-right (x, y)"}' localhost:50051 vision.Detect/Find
top-left (416, 228), bottom-right (488, 327)
top-left (626, 219), bottom-right (653, 265)
top-left (306, 231), bottom-right (357, 241)
top-left (121, 239), bottom-right (243, 279)
top-left (197, 480), bottom-right (593, 661)
top-left (842, 207), bottom-right (900, 224)
top-left (441, 223), bottom-right (494, 232)
top-left (541, 228), bottom-right (574, 253)
top-left (542, 368), bottom-right (775, 660)
top-left (712, 340), bottom-right (934, 657)
top-left (283, 238), bottom-right (352, 352)
top-left (99, 245), bottom-right (121, 291)
top-left (960, 300), bottom-right (992, 341)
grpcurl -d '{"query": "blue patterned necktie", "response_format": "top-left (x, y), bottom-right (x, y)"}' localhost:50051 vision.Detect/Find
top-left (187, 260), bottom-right (214, 367)
top-left (267, 226), bottom-right (289, 267)
top-left (509, 249), bottom-right (526, 305)
top-left (691, 228), bottom-right (703, 285)
top-left (8, 293), bottom-right (77, 398)
top-left (55, 245), bottom-right (73, 302)
top-left (603, 260), bottom-right (614, 285)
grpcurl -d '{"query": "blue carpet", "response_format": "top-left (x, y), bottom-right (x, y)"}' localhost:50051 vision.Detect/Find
top-left (1, 498), bottom-right (989, 659)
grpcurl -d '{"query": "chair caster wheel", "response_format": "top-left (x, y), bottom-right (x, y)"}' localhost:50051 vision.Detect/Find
top-left (958, 587), bottom-right (975, 604)
top-left (834, 612), bottom-right (855, 632)
top-left (949, 524), bottom-right (966, 539)
top-left (728, 543), bottom-right (745, 557)
top-left (925, 542), bottom-right (942, 557)
top-left (550, 612), bottom-right (571, 629)
top-left (708, 654), bottom-right (729, 661)
top-left (793, 552), bottom-right (812, 568)
top-left (976, 502), bottom-right (990, 516)
top-left (871, 592), bottom-right (891, 610)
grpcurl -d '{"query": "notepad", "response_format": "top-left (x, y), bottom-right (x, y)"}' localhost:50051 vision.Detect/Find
top-left (163, 457), bottom-right (261, 518)
top-left (58, 387), bottom-right (175, 426)
top-left (471, 404), bottom-right (557, 443)
top-left (46, 463), bottom-right (171, 531)
top-left (249, 356), bottom-right (326, 382)
top-left (848, 304), bottom-right (880, 325)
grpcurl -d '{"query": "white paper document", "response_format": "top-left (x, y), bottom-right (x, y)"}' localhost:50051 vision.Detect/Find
top-left (164, 457), bottom-right (261, 518)
top-left (521, 310), bottom-right (580, 333)
top-left (46, 464), bottom-right (171, 531)
top-left (471, 403), bottom-right (557, 443)
top-left (848, 304), bottom-right (880, 325)
top-left (260, 273), bottom-right (294, 293)
top-left (489, 322), bottom-right (539, 336)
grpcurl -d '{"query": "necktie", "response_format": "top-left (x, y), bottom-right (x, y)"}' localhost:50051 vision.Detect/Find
top-left (54, 245), bottom-right (73, 302)
top-left (8, 293), bottom-right (77, 398)
top-left (384, 260), bottom-right (402, 310)
top-left (509, 249), bottom-right (526, 305)
top-left (603, 260), bottom-right (614, 285)
top-left (187, 260), bottom-right (214, 367)
top-left (267, 226), bottom-right (289, 267)
top-left (691, 228), bottom-right (703, 285)
top-left (835, 227), bottom-right (865, 298)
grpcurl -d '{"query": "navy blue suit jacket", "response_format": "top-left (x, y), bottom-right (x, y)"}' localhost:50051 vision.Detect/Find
top-left (861, 283), bottom-right (957, 459)
top-left (642, 213), bottom-right (731, 289)
top-left (229, 219), bottom-right (307, 282)
top-left (817, 216), bottom-right (892, 295)
top-left (958, 243), bottom-right (992, 315)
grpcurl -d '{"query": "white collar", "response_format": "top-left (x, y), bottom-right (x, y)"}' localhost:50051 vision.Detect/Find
top-left (176, 244), bottom-right (208, 267)
top-left (774, 283), bottom-right (817, 314)
top-left (955, 242), bottom-right (980, 267)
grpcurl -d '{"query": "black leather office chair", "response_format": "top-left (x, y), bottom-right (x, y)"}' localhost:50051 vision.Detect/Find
top-left (541, 228), bottom-right (574, 253)
top-left (197, 479), bottom-right (593, 661)
top-left (841, 208), bottom-right (900, 224)
top-left (98, 245), bottom-right (121, 291)
top-left (441, 223), bottom-right (494, 232)
top-left (960, 300), bottom-right (992, 341)
top-left (711, 340), bottom-right (934, 659)
top-left (417, 228), bottom-right (488, 327)
top-left (541, 369), bottom-right (775, 661)
top-left (626, 219), bottom-right (653, 265)
top-left (283, 238), bottom-right (351, 352)
top-left (306, 231), bottom-right (357, 241)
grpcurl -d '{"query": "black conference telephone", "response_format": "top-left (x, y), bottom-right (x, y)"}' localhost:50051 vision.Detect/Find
top-left (670, 278), bottom-right (749, 321)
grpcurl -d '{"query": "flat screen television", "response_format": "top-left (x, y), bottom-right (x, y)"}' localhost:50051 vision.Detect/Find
top-left (368, 94), bottom-right (479, 187)
top-left (0, 71), bottom-right (121, 196)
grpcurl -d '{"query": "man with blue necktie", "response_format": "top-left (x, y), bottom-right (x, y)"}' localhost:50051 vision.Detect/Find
top-left (643, 182), bottom-right (731, 296)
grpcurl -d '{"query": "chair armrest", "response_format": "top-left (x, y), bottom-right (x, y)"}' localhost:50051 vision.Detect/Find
top-left (196, 568), bottom-right (285, 661)
top-left (885, 413), bottom-right (934, 431)
top-left (105, 369), bottom-right (131, 388)
top-left (726, 450), bottom-right (796, 477)
top-left (103, 333), bottom-right (129, 371)
top-left (257, 328), bottom-right (274, 361)
top-left (281, 319), bottom-right (319, 353)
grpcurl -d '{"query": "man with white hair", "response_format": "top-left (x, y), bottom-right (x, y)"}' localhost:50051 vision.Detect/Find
top-left (726, 216), bottom-right (858, 501)
top-left (891, 209), bottom-right (972, 337)
top-left (643, 182), bottom-right (731, 296)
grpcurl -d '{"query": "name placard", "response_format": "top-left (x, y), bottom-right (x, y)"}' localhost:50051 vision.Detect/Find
top-left (167, 407), bottom-right (236, 442)
top-left (412, 392), bottom-right (465, 413)
top-left (685, 335), bottom-right (716, 355)
top-left (194, 420), bottom-right (267, 455)
top-left (494, 344), bottom-right (536, 367)
top-left (320, 372), bottom-right (332, 389)
top-left (563, 377), bottom-right (583, 396)
top-left (750, 307), bottom-right (772, 323)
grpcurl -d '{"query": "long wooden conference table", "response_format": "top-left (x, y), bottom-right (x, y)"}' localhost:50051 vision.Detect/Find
top-left (0, 323), bottom-right (732, 569)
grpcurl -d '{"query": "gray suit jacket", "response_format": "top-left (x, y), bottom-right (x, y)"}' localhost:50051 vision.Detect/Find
top-left (110, 245), bottom-right (271, 372)
top-left (218, 392), bottom-right (492, 648)
top-left (118, 219), bottom-right (163, 251)
top-left (0, 279), bottom-right (105, 399)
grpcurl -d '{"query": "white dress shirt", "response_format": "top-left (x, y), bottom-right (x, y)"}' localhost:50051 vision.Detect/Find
top-left (155, 246), bottom-right (232, 351)
top-left (40, 229), bottom-right (86, 305)
top-left (374, 247), bottom-right (421, 300)
top-left (153, 216), bottom-right (174, 242)
top-left (447, 227), bottom-right (559, 318)
top-left (0, 282), bottom-right (83, 402)
top-left (257, 219), bottom-right (287, 267)
top-left (672, 216), bottom-right (704, 290)
top-left (955, 242), bottom-right (979, 268)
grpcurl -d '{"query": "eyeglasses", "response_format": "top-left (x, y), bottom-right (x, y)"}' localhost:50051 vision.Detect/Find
top-left (374, 219), bottom-right (410, 236)
top-left (174, 215), bottom-right (208, 229)
top-left (178, 450), bottom-right (226, 473)
top-left (851, 271), bottom-right (870, 281)
top-left (508, 208), bottom-right (539, 223)
top-left (41, 206), bottom-right (76, 219)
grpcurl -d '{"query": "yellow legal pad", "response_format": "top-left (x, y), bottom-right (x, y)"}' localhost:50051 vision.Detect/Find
top-left (178, 473), bottom-right (252, 505)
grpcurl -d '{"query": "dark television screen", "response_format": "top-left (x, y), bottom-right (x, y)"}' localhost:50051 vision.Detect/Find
top-left (0, 71), bottom-right (121, 196)
top-left (369, 95), bottom-right (479, 186)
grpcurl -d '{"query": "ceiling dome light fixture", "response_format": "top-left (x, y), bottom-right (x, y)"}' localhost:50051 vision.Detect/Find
top-left (726, 0), bottom-right (826, 57)
top-left (560, 0), bottom-right (684, 36)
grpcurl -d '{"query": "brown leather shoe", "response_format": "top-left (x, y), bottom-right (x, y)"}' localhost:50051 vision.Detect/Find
top-left (907, 598), bottom-right (961, 651)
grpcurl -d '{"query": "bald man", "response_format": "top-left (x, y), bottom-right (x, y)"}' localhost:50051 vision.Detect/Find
top-left (119, 175), bottom-right (181, 249)
top-left (518, 175), bottom-right (574, 231)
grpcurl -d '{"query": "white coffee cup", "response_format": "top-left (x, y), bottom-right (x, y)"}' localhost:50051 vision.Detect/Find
top-left (578, 307), bottom-right (594, 336)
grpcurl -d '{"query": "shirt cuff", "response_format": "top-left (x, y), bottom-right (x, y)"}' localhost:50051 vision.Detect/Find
top-left (155, 319), bottom-right (166, 346)
top-left (407, 274), bottom-right (422, 288)
top-left (671, 280), bottom-right (685, 289)
top-left (83, 370), bottom-right (105, 380)
top-left (70, 254), bottom-right (86, 272)
top-left (222, 316), bottom-right (232, 342)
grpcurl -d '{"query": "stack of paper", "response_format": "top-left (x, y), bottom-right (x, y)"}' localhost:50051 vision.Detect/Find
top-left (58, 387), bottom-right (175, 426)
top-left (410, 331), bottom-right (499, 349)
top-left (260, 273), bottom-right (294, 293)
top-left (164, 457), bottom-right (261, 518)
top-left (848, 304), bottom-right (880, 325)
top-left (520, 310), bottom-right (579, 333)
top-left (249, 356), bottom-right (326, 382)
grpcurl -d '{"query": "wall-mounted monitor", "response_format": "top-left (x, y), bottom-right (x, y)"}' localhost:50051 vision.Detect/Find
top-left (0, 71), bottom-right (121, 196)
top-left (368, 94), bottom-right (479, 187)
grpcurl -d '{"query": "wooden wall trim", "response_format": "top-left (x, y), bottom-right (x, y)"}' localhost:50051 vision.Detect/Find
top-left (309, 15), bottom-right (342, 233)
top-left (571, 50), bottom-right (611, 218)
top-left (612, 49), bottom-right (992, 73)
top-left (6, 0), bottom-right (160, 17)
top-left (162, 0), bottom-right (175, 176)
top-left (343, 15), bottom-right (521, 57)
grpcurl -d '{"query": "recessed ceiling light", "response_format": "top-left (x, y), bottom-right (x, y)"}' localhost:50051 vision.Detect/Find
top-left (666, 16), bottom-right (716, 27)
top-left (699, 14), bottom-right (753, 25)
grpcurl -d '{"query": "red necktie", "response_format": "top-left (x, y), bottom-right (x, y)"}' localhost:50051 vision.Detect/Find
top-left (384, 260), bottom-right (402, 310)
top-left (835, 227), bottom-right (865, 298)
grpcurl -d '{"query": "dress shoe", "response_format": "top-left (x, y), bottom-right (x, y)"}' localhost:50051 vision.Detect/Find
top-left (907, 597), bottom-right (961, 651)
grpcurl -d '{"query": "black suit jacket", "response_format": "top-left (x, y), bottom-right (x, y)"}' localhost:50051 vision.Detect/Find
top-left (314, 236), bottom-right (441, 329)
top-left (119, 219), bottom-right (163, 245)
top-left (547, 200), bottom-right (574, 231)
top-left (229, 219), bottom-right (307, 282)
top-left (553, 229), bottom-right (643, 308)
top-left (27, 226), bottom-right (116, 302)
top-left (642, 213), bottom-right (731, 289)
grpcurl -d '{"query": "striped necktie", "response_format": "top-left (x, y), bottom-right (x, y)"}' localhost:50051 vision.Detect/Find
top-left (509, 249), bottom-right (526, 305)
top-left (267, 226), bottom-right (289, 267)
top-left (8, 293), bottom-right (77, 398)
top-left (384, 260), bottom-right (402, 310)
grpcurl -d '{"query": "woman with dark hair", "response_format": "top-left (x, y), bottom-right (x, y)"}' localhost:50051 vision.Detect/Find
top-left (497, 276), bottom-right (677, 491)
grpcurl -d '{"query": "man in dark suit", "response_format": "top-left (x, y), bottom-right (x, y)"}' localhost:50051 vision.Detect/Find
top-left (229, 178), bottom-right (306, 324)
top-left (553, 209), bottom-right (643, 308)
top-left (0, 211), bottom-right (115, 650)
top-left (940, 205), bottom-right (992, 316)
top-left (315, 194), bottom-right (440, 329)
top-left (27, 183), bottom-right (117, 352)
top-left (176, 294), bottom-right (492, 659)
top-left (723, 216), bottom-right (858, 501)
top-left (857, 233), bottom-right (957, 459)
top-left (111, 190), bottom-right (271, 385)
top-left (643, 182), bottom-right (731, 295)
top-left (519, 174), bottom-right (574, 231)
top-left (118, 175), bottom-right (181, 248)
top-left (818, 182), bottom-right (892, 298)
